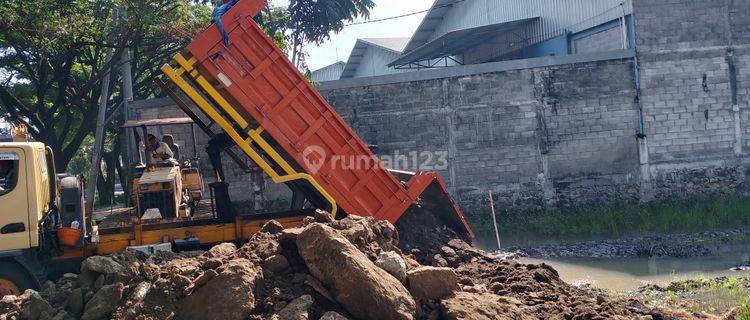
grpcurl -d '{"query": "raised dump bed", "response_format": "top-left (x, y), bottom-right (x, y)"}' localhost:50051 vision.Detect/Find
top-left (160, 0), bottom-right (473, 239)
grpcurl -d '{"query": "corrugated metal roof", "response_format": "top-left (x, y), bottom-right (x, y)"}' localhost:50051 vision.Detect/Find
top-left (341, 37), bottom-right (410, 78)
top-left (390, 17), bottom-right (538, 66)
top-left (404, 0), bottom-right (466, 53)
top-left (311, 61), bottom-right (346, 82)
top-left (404, 0), bottom-right (633, 53)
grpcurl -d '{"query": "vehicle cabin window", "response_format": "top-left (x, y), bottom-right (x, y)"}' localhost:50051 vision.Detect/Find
top-left (0, 153), bottom-right (20, 197)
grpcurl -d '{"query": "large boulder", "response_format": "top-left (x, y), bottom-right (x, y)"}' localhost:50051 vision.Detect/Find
top-left (296, 223), bottom-right (416, 320)
top-left (176, 258), bottom-right (261, 320)
top-left (80, 256), bottom-right (128, 283)
top-left (440, 292), bottom-right (533, 320)
top-left (81, 283), bottom-right (125, 320)
top-left (406, 266), bottom-right (458, 300)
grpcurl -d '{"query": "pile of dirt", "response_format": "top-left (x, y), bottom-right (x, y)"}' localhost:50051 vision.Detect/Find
top-left (0, 210), bottom-right (737, 320)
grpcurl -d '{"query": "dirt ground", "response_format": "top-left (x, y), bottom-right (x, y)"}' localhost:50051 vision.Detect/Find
top-left (0, 210), bottom-right (740, 320)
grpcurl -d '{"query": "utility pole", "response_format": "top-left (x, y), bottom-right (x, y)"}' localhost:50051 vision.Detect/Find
top-left (119, 5), bottom-right (135, 202)
top-left (85, 10), bottom-right (119, 215)
top-left (488, 190), bottom-right (501, 250)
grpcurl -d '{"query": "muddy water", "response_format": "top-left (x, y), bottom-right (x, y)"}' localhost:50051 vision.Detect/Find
top-left (519, 249), bottom-right (750, 292)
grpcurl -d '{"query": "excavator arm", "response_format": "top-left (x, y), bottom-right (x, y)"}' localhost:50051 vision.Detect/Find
top-left (159, 0), bottom-right (474, 240)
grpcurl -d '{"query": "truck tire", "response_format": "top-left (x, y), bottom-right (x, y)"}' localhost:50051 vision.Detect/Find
top-left (0, 260), bottom-right (37, 297)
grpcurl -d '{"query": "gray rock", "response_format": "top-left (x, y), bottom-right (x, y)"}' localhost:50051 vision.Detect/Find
top-left (263, 255), bottom-right (290, 273)
top-left (274, 295), bottom-right (313, 320)
top-left (62, 273), bottom-right (78, 280)
top-left (176, 258), bottom-right (261, 320)
top-left (431, 254), bottom-right (448, 267)
top-left (280, 227), bottom-right (304, 242)
top-left (66, 288), bottom-right (84, 316)
top-left (81, 256), bottom-right (128, 283)
top-left (129, 282), bottom-right (151, 302)
top-left (81, 283), bottom-right (124, 320)
top-left (27, 292), bottom-right (55, 320)
top-left (93, 275), bottom-right (105, 292)
top-left (313, 209), bottom-right (334, 223)
top-left (319, 311), bottom-right (348, 320)
top-left (407, 266), bottom-right (458, 300)
top-left (375, 251), bottom-right (407, 283)
top-left (77, 270), bottom-right (98, 292)
top-left (83, 290), bottom-right (94, 304)
top-left (206, 242), bottom-right (237, 258)
top-left (51, 310), bottom-right (71, 320)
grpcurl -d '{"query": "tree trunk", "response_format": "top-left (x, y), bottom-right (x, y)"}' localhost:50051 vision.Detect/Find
top-left (97, 150), bottom-right (116, 206)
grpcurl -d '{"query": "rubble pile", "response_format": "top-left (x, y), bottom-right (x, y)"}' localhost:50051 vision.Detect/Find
top-left (0, 211), bottom-right (736, 320)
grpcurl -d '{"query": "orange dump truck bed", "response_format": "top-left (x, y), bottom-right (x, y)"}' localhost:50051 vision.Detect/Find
top-left (161, 0), bottom-right (473, 239)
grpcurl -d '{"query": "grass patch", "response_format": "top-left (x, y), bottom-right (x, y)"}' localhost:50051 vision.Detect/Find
top-left (647, 276), bottom-right (750, 315)
top-left (469, 193), bottom-right (750, 244)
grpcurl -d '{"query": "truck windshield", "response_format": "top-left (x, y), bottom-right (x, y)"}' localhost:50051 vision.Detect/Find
top-left (0, 156), bottom-right (19, 196)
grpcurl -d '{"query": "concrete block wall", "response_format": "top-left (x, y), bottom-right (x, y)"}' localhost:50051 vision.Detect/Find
top-left (322, 57), bottom-right (640, 214)
top-left (634, 0), bottom-right (750, 199)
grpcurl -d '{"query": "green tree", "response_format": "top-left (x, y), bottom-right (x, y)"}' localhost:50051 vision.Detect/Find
top-left (256, 0), bottom-right (375, 69)
top-left (0, 0), bottom-right (371, 205)
top-left (0, 0), bottom-right (210, 172)
top-left (0, 0), bottom-right (210, 205)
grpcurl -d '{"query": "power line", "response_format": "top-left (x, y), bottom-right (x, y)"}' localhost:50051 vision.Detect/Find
top-left (345, 0), bottom-right (468, 27)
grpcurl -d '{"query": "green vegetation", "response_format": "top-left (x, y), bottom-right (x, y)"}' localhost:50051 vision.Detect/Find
top-left (469, 193), bottom-right (750, 244)
top-left (641, 276), bottom-right (750, 316)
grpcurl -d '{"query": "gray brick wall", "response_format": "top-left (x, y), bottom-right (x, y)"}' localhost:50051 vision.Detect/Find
top-left (634, 0), bottom-right (750, 198)
top-left (322, 58), bottom-right (640, 214)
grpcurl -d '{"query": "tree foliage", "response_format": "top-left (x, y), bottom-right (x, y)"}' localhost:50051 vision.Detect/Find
top-left (0, 0), bottom-right (372, 204)
top-left (256, 0), bottom-right (375, 69)
top-left (0, 0), bottom-right (210, 172)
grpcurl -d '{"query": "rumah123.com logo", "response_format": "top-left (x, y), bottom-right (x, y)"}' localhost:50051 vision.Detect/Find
top-left (302, 145), bottom-right (326, 174)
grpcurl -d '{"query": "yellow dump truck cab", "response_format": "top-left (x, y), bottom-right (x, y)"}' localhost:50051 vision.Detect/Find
top-left (0, 141), bottom-right (309, 297)
top-left (0, 142), bottom-right (58, 296)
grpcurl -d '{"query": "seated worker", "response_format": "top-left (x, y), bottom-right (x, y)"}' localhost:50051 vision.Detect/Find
top-left (162, 134), bottom-right (181, 161)
top-left (0, 160), bottom-right (15, 195)
top-left (145, 134), bottom-right (178, 166)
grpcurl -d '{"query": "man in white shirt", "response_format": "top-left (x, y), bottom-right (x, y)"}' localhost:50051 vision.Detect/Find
top-left (145, 134), bottom-right (176, 165)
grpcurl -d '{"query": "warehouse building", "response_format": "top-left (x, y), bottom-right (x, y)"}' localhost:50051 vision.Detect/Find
top-left (339, 37), bottom-right (411, 78)
top-left (318, 0), bottom-right (634, 79)
top-left (310, 61), bottom-right (346, 82)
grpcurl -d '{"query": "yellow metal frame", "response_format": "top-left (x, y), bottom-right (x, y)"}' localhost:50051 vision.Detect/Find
top-left (161, 54), bottom-right (338, 217)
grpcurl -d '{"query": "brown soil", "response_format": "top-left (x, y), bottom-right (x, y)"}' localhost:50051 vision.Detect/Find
top-left (0, 210), bottom-right (736, 320)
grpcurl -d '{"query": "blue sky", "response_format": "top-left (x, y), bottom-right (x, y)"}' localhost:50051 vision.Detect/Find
top-left (269, 0), bottom-right (434, 71)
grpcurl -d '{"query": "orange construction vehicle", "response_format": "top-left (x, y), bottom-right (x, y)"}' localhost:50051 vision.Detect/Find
top-left (0, 0), bottom-right (472, 296)
top-left (158, 0), bottom-right (473, 239)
